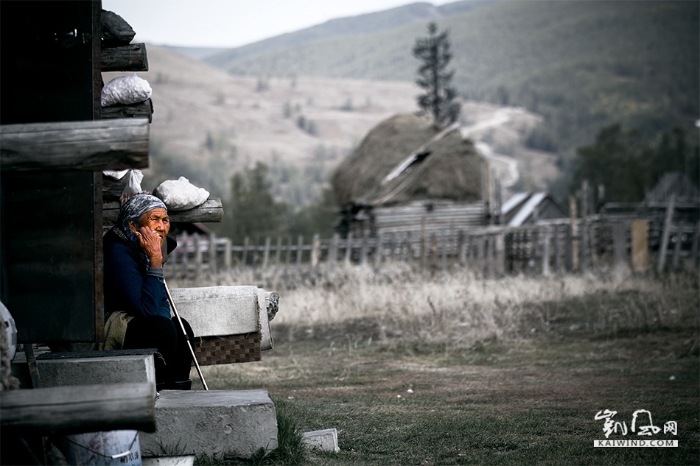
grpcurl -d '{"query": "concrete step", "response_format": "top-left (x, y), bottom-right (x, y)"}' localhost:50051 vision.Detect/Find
top-left (11, 348), bottom-right (156, 390)
top-left (35, 349), bottom-right (156, 390)
top-left (139, 389), bottom-right (278, 460)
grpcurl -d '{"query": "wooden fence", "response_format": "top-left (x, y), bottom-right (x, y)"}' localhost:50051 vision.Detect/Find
top-left (165, 214), bottom-right (700, 282)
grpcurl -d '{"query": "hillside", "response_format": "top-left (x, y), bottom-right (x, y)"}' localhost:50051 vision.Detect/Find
top-left (104, 45), bottom-right (555, 207)
top-left (205, 0), bottom-right (498, 65)
top-left (206, 0), bottom-right (699, 162)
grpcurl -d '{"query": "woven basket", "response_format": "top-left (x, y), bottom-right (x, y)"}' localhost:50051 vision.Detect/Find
top-left (193, 332), bottom-right (261, 365)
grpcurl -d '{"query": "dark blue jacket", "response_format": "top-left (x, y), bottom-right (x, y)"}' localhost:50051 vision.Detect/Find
top-left (104, 229), bottom-right (171, 319)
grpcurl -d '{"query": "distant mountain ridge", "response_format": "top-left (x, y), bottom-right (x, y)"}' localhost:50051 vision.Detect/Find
top-left (202, 0), bottom-right (698, 162)
top-left (204, 0), bottom-right (499, 66)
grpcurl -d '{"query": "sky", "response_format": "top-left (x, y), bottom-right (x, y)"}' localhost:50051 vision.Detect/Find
top-left (102, 0), bottom-right (452, 48)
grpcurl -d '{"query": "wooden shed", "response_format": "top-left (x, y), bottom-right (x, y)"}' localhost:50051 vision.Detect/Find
top-left (332, 114), bottom-right (496, 237)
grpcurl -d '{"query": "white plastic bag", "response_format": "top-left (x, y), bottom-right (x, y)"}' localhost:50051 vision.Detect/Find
top-left (125, 169), bottom-right (144, 194)
top-left (154, 177), bottom-right (209, 211)
top-left (101, 73), bottom-right (152, 107)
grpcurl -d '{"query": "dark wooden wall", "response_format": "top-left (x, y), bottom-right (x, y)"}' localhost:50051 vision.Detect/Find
top-left (0, 1), bottom-right (103, 343)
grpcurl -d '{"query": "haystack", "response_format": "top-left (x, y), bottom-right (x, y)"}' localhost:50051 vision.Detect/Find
top-left (332, 114), bottom-right (488, 207)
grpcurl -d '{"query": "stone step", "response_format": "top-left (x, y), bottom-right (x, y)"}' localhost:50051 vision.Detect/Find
top-left (139, 389), bottom-right (278, 460)
top-left (11, 348), bottom-right (156, 390)
top-left (35, 349), bottom-right (156, 390)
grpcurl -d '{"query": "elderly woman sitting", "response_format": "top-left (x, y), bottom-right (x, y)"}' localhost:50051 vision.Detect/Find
top-left (103, 193), bottom-right (193, 390)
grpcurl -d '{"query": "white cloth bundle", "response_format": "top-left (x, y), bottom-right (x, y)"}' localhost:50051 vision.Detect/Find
top-left (101, 73), bottom-right (152, 107)
top-left (154, 177), bottom-right (209, 211)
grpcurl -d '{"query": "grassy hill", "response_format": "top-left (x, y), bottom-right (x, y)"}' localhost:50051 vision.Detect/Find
top-left (105, 44), bottom-right (555, 210)
top-left (206, 0), bottom-right (699, 162)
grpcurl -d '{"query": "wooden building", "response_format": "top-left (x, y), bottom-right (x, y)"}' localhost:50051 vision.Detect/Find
top-left (501, 192), bottom-right (567, 227)
top-left (332, 114), bottom-right (497, 238)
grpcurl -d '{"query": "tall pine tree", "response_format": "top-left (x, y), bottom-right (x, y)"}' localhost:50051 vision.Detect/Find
top-left (412, 22), bottom-right (461, 126)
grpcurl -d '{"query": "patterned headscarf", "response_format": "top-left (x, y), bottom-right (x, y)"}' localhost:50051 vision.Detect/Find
top-left (114, 193), bottom-right (167, 245)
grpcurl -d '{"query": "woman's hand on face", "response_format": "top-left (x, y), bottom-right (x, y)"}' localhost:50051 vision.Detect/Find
top-left (135, 226), bottom-right (164, 268)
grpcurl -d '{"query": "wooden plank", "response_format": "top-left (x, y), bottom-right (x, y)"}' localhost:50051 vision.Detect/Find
top-left (101, 99), bottom-right (153, 123)
top-left (631, 219), bottom-right (649, 272)
top-left (375, 232), bottom-right (384, 270)
top-left (103, 198), bottom-right (223, 226)
top-left (345, 232), bottom-right (353, 264)
top-left (180, 232), bottom-right (189, 280)
top-left (209, 232), bottom-right (217, 275)
top-left (311, 234), bottom-right (321, 275)
top-left (656, 194), bottom-right (676, 273)
top-left (691, 221), bottom-right (700, 269)
top-left (360, 232), bottom-right (369, 265)
top-left (101, 43), bottom-right (148, 71)
top-left (275, 236), bottom-right (283, 265)
top-left (224, 238), bottom-right (232, 271)
top-left (1, 119), bottom-right (149, 171)
top-left (6, 172), bottom-right (99, 343)
top-left (328, 233), bottom-right (339, 269)
top-left (194, 234), bottom-right (203, 278)
top-left (296, 236), bottom-right (304, 273)
top-left (242, 237), bottom-right (250, 266)
top-left (0, 383), bottom-right (156, 435)
top-left (612, 223), bottom-right (627, 268)
top-left (262, 237), bottom-right (271, 270)
top-left (542, 227), bottom-right (551, 276)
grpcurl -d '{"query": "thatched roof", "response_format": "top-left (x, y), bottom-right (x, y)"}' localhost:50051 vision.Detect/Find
top-left (332, 114), bottom-right (488, 206)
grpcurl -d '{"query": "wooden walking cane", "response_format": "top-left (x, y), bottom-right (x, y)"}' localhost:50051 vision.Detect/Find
top-left (164, 281), bottom-right (209, 390)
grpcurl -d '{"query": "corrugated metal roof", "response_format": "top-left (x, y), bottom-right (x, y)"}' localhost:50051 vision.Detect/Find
top-left (508, 192), bottom-right (547, 227)
top-left (501, 192), bottom-right (529, 216)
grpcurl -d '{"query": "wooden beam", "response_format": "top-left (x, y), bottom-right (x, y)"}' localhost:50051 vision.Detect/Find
top-left (0, 119), bottom-right (149, 172)
top-left (0, 383), bottom-right (155, 435)
top-left (102, 99), bottom-right (153, 123)
top-left (101, 43), bottom-right (148, 71)
top-left (103, 198), bottom-right (224, 226)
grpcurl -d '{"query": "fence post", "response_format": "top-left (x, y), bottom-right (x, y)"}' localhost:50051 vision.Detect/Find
top-left (345, 232), bottom-right (353, 264)
top-left (285, 236), bottom-right (293, 269)
top-left (180, 232), bottom-right (189, 281)
top-left (671, 230), bottom-right (683, 272)
top-left (224, 238), bottom-right (232, 271)
top-left (691, 221), bottom-right (700, 269)
top-left (406, 231), bottom-right (413, 263)
top-left (477, 235), bottom-right (486, 276)
top-left (328, 233), bottom-right (339, 270)
top-left (262, 237), bottom-right (271, 270)
top-left (252, 237), bottom-right (260, 269)
top-left (296, 235), bottom-right (304, 274)
top-left (275, 236), bottom-right (282, 265)
top-left (311, 233), bottom-right (320, 277)
top-left (167, 237), bottom-right (178, 280)
top-left (553, 225), bottom-right (561, 272)
top-left (458, 230), bottom-right (466, 267)
top-left (580, 180), bottom-right (589, 272)
top-left (495, 231), bottom-right (505, 276)
top-left (242, 236), bottom-right (250, 267)
top-left (542, 226), bottom-right (551, 276)
top-left (209, 232), bottom-right (217, 276)
top-left (360, 231), bottom-right (369, 266)
top-left (389, 233), bottom-right (396, 262)
top-left (194, 234), bottom-right (203, 278)
top-left (657, 194), bottom-right (676, 273)
top-left (440, 231), bottom-right (448, 274)
top-left (568, 196), bottom-right (579, 271)
top-left (631, 219), bottom-right (649, 273)
top-left (374, 232), bottom-right (383, 271)
top-left (612, 222), bottom-right (627, 269)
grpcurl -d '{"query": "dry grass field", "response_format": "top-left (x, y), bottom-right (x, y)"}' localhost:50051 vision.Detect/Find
top-left (189, 266), bottom-right (699, 465)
